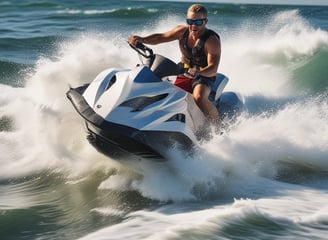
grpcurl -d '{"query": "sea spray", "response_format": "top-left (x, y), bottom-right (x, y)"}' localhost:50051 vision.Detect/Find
top-left (221, 9), bottom-right (328, 96)
top-left (0, 35), bottom-right (135, 179)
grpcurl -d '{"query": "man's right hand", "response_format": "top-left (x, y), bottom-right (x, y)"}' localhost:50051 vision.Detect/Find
top-left (128, 35), bottom-right (143, 46)
top-left (186, 67), bottom-right (200, 79)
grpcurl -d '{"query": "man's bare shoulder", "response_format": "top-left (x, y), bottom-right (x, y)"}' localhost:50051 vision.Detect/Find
top-left (206, 33), bottom-right (221, 48)
top-left (208, 32), bottom-right (220, 43)
top-left (204, 32), bottom-right (221, 55)
top-left (168, 25), bottom-right (188, 38)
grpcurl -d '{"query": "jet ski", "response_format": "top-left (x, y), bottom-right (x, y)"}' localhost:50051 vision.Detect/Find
top-left (66, 43), bottom-right (244, 162)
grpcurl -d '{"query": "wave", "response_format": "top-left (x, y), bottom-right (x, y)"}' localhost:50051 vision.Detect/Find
top-left (77, 185), bottom-right (328, 239)
top-left (220, 9), bottom-right (328, 96)
top-left (0, 60), bottom-right (32, 86)
top-left (292, 48), bottom-right (328, 92)
top-left (0, 1), bottom-right (59, 8)
top-left (0, 36), bottom-right (62, 67)
top-left (268, 10), bottom-right (328, 93)
top-left (0, 170), bottom-right (117, 239)
top-left (55, 7), bottom-right (161, 19)
top-left (20, 2), bottom-right (59, 8)
top-left (0, 36), bottom-right (60, 50)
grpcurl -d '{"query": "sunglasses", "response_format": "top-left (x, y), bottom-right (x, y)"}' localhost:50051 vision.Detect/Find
top-left (186, 18), bottom-right (206, 26)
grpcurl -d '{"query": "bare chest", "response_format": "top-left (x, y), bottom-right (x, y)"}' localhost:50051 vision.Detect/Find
top-left (187, 35), bottom-right (200, 48)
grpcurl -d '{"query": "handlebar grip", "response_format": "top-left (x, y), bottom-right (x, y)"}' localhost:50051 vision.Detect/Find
top-left (135, 41), bottom-right (146, 50)
top-left (129, 41), bottom-right (153, 58)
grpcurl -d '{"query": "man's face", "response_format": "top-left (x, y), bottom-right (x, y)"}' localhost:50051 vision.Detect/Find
top-left (186, 11), bottom-right (207, 38)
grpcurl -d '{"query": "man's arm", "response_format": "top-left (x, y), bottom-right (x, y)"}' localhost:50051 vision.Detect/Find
top-left (199, 35), bottom-right (221, 77)
top-left (128, 25), bottom-right (187, 45)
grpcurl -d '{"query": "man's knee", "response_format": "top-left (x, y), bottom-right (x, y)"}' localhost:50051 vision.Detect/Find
top-left (193, 92), bottom-right (201, 101)
top-left (193, 92), bottom-right (208, 107)
top-left (193, 84), bottom-right (209, 99)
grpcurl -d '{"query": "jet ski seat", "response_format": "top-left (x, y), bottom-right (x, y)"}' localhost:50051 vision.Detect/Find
top-left (209, 73), bottom-right (229, 102)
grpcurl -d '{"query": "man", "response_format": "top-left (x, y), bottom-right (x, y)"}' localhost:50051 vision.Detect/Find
top-left (128, 4), bottom-right (221, 125)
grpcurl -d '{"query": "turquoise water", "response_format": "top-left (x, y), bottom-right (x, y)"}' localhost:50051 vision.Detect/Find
top-left (1, 1), bottom-right (328, 239)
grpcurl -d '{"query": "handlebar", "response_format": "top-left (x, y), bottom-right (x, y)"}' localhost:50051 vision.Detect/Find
top-left (129, 42), bottom-right (153, 58)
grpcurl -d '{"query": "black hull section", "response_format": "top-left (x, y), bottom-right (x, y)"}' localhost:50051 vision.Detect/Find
top-left (85, 122), bottom-right (188, 162)
top-left (217, 91), bottom-right (244, 121)
top-left (66, 87), bottom-right (194, 162)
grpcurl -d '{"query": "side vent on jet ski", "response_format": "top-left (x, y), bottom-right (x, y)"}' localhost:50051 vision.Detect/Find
top-left (120, 93), bottom-right (168, 112)
top-left (166, 113), bottom-right (185, 123)
top-left (105, 75), bottom-right (116, 90)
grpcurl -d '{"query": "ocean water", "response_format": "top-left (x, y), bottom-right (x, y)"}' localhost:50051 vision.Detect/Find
top-left (1, 0), bottom-right (328, 239)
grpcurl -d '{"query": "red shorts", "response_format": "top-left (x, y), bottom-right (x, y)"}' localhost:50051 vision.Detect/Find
top-left (174, 75), bottom-right (193, 93)
top-left (174, 75), bottom-right (214, 93)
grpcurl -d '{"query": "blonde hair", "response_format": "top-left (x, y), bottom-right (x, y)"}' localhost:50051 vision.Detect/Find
top-left (188, 4), bottom-right (207, 17)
